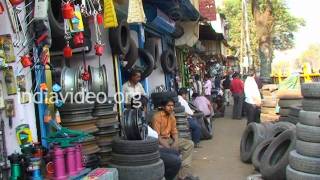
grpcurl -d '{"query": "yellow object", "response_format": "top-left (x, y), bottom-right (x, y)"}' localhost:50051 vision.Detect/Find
top-left (127, 0), bottom-right (146, 23)
top-left (104, 0), bottom-right (118, 28)
top-left (16, 124), bottom-right (32, 145)
top-left (66, 5), bottom-right (84, 33)
top-left (277, 69), bottom-right (282, 83)
top-left (303, 63), bottom-right (312, 83)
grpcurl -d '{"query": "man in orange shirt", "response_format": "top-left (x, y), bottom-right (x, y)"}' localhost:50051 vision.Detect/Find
top-left (152, 98), bottom-right (197, 180)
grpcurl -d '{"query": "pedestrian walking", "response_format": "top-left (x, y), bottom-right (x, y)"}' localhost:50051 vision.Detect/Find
top-left (244, 71), bottom-right (262, 124)
top-left (230, 73), bottom-right (244, 119)
top-left (222, 74), bottom-right (232, 106)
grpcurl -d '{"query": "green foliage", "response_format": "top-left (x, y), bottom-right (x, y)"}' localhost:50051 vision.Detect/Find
top-left (297, 44), bottom-right (320, 72)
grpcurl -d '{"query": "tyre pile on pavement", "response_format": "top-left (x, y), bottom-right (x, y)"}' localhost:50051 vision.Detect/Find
top-left (278, 98), bottom-right (302, 124)
top-left (287, 82), bottom-right (320, 179)
top-left (260, 84), bottom-right (279, 123)
top-left (59, 98), bottom-right (119, 168)
top-left (151, 91), bottom-right (191, 140)
top-left (240, 121), bottom-right (296, 180)
top-left (93, 98), bottom-right (119, 167)
top-left (110, 137), bottom-right (165, 180)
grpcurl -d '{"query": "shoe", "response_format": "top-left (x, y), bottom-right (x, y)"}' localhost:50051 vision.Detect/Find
top-left (194, 143), bottom-right (202, 148)
top-left (184, 175), bottom-right (200, 180)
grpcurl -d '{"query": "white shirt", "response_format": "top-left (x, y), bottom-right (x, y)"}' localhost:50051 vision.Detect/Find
top-left (178, 95), bottom-right (194, 115)
top-left (193, 80), bottom-right (203, 95)
top-left (244, 76), bottom-right (261, 105)
top-left (122, 81), bottom-right (146, 104)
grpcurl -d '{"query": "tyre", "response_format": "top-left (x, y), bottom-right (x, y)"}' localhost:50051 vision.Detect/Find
top-left (286, 115), bottom-right (299, 124)
top-left (289, 150), bottom-right (320, 175)
top-left (302, 98), bottom-right (320, 112)
top-left (160, 50), bottom-right (176, 74)
top-left (172, 24), bottom-right (184, 39)
top-left (110, 160), bottom-right (165, 180)
top-left (112, 137), bottom-right (159, 154)
top-left (252, 138), bottom-right (274, 171)
top-left (109, 19), bottom-right (130, 55)
top-left (151, 91), bottom-right (177, 100)
top-left (145, 38), bottom-right (160, 69)
top-left (168, 6), bottom-right (182, 21)
top-left (123, 38), bottom-right (138, 71)
top-left (269, 121), bottom-right (296, 138)
top-left (286, 165), bottom-right (320, 180)
top-left (299, 110), bottom-right (320, 126)
top-left (278, 99), bottom-right (302, 108)
top-left (262, 99), bottom-right (277, 108)
top-left (289, 105), bottom-right (301, 117)
top-left (279, 108), bottom-right (290, 116)
top-left (301, 82), bottom-right (320, 98)
top-left (174, 106), bottom-right (185, 113)
top-left (296, 139), bottom-right (320, 158)
top-left (240, 123), bottom-right (269, 163)
top-left (112, 151), bottom-right (160, 166)
top-left (260, 128), bottom-right (296, 180)
top-left (297, 123), bottom-right (320, 143)
top-left (138, 48), bottom-right (155, 79)
top-left (261, 107), bottom-right (276, 114)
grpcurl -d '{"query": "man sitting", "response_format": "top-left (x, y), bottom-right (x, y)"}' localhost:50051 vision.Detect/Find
top-left (152, 98), bottom-right (198, 180)
top-left (178, 88), bottom-right (202, 148)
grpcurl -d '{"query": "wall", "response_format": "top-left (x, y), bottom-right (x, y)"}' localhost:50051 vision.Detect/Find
top-left (0, 3), bottom-right (38, 155)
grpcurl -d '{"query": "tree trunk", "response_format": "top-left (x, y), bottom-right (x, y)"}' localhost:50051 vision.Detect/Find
top-left (259, 36), bottom-right (273, 82)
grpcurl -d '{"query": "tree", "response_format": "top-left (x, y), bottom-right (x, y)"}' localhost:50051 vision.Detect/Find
top-left (220, 0), bottom-right (304, 80)
top-left (297, 44), bottom-right (320, 72)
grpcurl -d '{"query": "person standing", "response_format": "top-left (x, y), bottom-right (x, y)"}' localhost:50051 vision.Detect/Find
top-left (203, 75), bottom-right (212, 101)
top-left (152, 98), bottom-right (198, 180)
top-left (244, 71), bottom-right (262, 124)
top-left (178, 88), bottom-right (202, 148)
top-left (222, 74), bottom-right (232, 106)
top-left (192, 74), bottom-right (203, 95)
top-left (230, 73), bottom-right (244, 119)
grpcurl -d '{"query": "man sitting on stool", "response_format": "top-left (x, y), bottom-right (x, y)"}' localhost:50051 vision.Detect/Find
top-left (152, 98), bottom-right (198, 180)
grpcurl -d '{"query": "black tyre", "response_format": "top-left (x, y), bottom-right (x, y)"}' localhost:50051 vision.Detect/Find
top-left (174, 106), bottom-right (185, 113)
top-left (151, 91), bottom-right (177, 100)
top-left (168, 5), bottom-right (182, 21)
top-left (252, 138), bottom-right (274, 171)
top-left (145, 38), bottom-right (160, 69)
top-left (260, 128), bottom-right (296, 180)
top-left (296, 139), bottom-right (320, 158)
top-left (301, 82), bottom-right (320, 98)
top-left (112, 151), bottom-right (160, 166)
top-left (279, 108), bottom-right (290, 116)
top-left (240, 123), bottom-right (269, 163)
top-left (297, 123), bottom-right (320, 143)
top-left (123, 38), bottom-right (138, 71)
top-left (302, 98), bottom-right (320, 112)
top-left (299, 110), bottom-right (320, 126)
top-left (286, 115), bottom-right (299, 124)
top-left (110, 160), bottom-right (165, 180)
top-left (278, 99), bottom-right (302, 108)
top-left (138, 48), bottom-right (155, 79)
top-left (172, 24), bottom-right (184, 39)
top-left (288, 105), bottom-right (301, 117)
top-left (289, 150), bottom-right (320, 175)
top-left (112, 137), bottom-right (159, 154)
top-left (270, 121), bottom-right (296, 138)
top-left (286, 165), bottom-right (320, 180)
top-left (160, 50), bottom-right (176, 74)
top-left (109, 20), bottom-right (130, 55)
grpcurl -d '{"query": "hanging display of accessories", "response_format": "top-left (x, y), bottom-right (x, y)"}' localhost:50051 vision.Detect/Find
top-left (20, 54), bottom-right (33, 68)
top-left (62, 1), bottom-right (74, 19)
top-left (127, 0), bottom-right (146, 24)
top-left (4, 99), bottom-right (14, 128)
top-left (88, 65), bottom-right (108, 95)
top-left (63, 42), bottom-right (73, 58)
top-left (103, 0), bottom-right (118, 28)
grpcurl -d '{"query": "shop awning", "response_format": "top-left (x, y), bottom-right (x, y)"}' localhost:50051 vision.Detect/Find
top-left (199, 24), bottom-right (224, 41)
top-left (143, 0), bottom-right (200, 21)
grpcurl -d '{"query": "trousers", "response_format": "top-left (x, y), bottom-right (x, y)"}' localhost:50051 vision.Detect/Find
top-left (245, 102), bottom-right (261, 124)
top-left (159, 148), bottom-right (181, 180)
top-left (187, 117), bottom-right (201, 144)
top-left (232, 93), bottom-right (244, 119)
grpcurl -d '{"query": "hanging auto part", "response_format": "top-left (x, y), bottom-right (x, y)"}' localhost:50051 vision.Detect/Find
top-left (160, 49), bottom-right (177, 74)
top-left (145, 38), bottom-right (160, 69)
top-left (88, 65), bottom-right (107, 95)
top-left (123, 38), bottom-right (138, 71)
top-left (20, 54), bottom-right (33, 68)
top-left (81, 50), bottom-right (90, 81)
top-left (63, 41), bottom-right (73, 58)
top-left (60, 67), bottom-right (81, 98)
top-left (4, 66), bottom-right (17, 95)
top-left (62, 1), bottom-right (74, 19)
top-left (109, 19), bottom-right (130, 55)
top-left (0, 116), bottom-right (9, 180)
top-left (4, 99), bottom-right (14, 128)
top-left (138, 48), bottom-right (155, 79)
top-left (34, 0), bottom-right (48, 20)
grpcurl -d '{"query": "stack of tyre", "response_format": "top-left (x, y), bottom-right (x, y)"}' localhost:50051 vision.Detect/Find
top-left (59, 102), bottom-right (101, 168)
top-left (93, 98), bottom-right (120, 167)
top-left (110, 137), bottom-right (165, 180)
top-left (286, 82), bottom-right (320, 179)
top-left (260, 84), bottom-right (279, 122)
top-left (151, 91), bottom-right (191, 139)
top-left (240, 121), bottom-right (296, 179)
top-left (278, 97), bottom-right (302, 123)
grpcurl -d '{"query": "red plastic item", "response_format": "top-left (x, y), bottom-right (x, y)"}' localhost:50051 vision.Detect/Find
top-left (73, 32), bottom-right (84, 47)
top-left (20, 55), bottom-right (33, 68)
top-left (62, 2), bottom-right (74, 19)
top-left (81, 71), bottom-right (90, 81)
top-left (9, 0), bottom-right (24, 6)
top-left (97, 13), bottom-right (103, 25)
top-left (94, 44), bottom-right (104, 56)
top-left (0, 2), bottom-right (4, 14)
top-left (63, 44), bottom-right (73, 58)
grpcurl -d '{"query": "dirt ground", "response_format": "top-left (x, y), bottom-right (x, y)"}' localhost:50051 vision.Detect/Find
top-left (192, 107), bottom-right (256, 180)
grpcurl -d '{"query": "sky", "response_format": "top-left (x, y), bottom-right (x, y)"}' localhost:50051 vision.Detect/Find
top-left (272, 0), bottom-right (320, 62)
